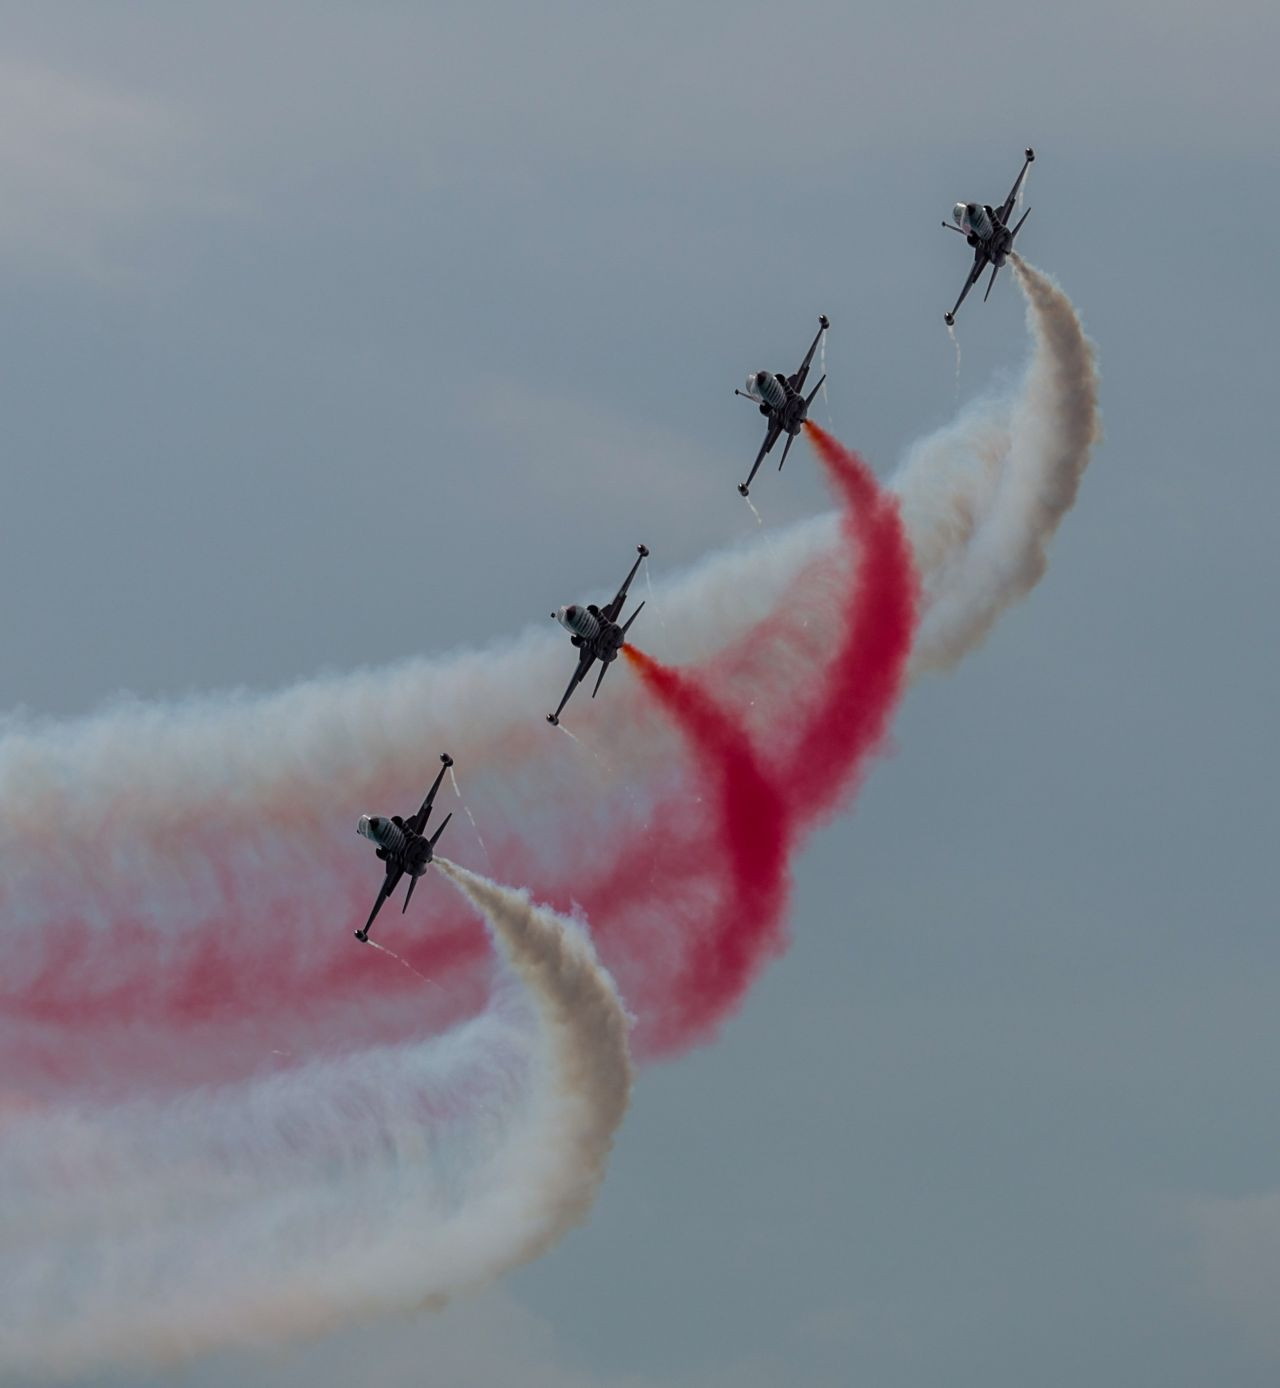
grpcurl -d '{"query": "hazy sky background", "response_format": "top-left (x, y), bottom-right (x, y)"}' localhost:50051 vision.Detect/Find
top-left (2, 1), bottom-right (1278, 1384)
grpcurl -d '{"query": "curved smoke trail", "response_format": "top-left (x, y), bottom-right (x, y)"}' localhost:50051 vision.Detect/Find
top-left (617, 427), bottom-right (917, 1051)
top-left (622, 645), bottom-right (792, 1052)
top-left (896, 257), bottom-right (1101, 673)
top-left (0, 260), bottom-right (1095, 1075)
top-left (0, 864), bottom-right (630, 1377)
top-left (0, 260), bottom-right (1096, 1366)
top-left (787, 423), bottom-right (918, 824)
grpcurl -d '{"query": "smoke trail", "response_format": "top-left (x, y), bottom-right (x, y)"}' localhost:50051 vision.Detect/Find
top-left (436, 861), bottom-right (632, 1246)
top-left (622, 646), bottom-right (791, 1052)
top-left (0, 262), bottom-right (1093, 1076)
top-left (783, 424), bottom-right (917, 824)
top-left (613, 429), bottom-right (915, 1049)
top-left (448, 763), bottom-right (493, 869)
top-left (0, 258), bottom-right (1094, 1367)
top-left (364, 935), bottom-right (439, 987)
top-left (818, 328), bottom-right (833, 428)
top-left (0, 864), bottom-right (630, 1376)
top-left (897, 257), bottom-right (1100, 673)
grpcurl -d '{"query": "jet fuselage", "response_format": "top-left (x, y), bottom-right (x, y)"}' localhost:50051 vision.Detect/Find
top-left (357, 815), bottom-right (434, 877)
top-left (554, 604), bottom-right (624, 667)
top-left (745, 371), bottom-right (812, 437)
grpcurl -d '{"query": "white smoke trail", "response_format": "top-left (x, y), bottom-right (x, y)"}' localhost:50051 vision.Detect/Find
top-left (643, 559), bottom-right (669, 638)
top-left (364, 935), bottom-right (440, 987)
top-left (0, 867), bottom-right (631, 1377)
top-left (896, 257), bottom-right (1100, 673)
top-left (436, 861), bottom-right (632, 1259)
top-left (448, 764), bottom-right (493, 870)
top-left (819, 328), bottom-right (833, 428)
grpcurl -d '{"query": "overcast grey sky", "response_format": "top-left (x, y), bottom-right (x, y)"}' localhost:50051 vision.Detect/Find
top-left (3, 1), bottom-right (1278, 1384)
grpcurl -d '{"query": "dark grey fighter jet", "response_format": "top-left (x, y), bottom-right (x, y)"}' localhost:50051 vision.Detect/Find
top-left (547, 545), bottom-right (649, 726)
top-left (734, 314), bottom-right (829, 498)
top-left (354, 753), bottom-right (453, 942)
top-left (942, 148), bottom-right (1035, 326)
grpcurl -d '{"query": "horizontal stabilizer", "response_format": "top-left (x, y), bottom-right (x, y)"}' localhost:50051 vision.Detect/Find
top-left (429, 812), bottom-right (452, 848)
top-left (402, 874), bottom-right (418, 914)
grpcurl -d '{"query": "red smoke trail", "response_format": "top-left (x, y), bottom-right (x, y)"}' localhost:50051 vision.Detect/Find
top-left (607, 426), bottom-right (917, 1053)
top-left (621, 645), bottom-right (791, 1054)
top-left (783, 423), bottom-right (918, 824)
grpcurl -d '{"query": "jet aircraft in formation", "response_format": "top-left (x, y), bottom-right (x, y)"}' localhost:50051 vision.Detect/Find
top-left (350, 146), bottom-right (1038, 938)
top-left (354, 753), bottom-right (454, 942)
top-left (942, 147), bottom-right (1035, 326)
top-left (734, 314), bottom-right (829, 498)
top-left (547, 544), bottom-right (649, 726)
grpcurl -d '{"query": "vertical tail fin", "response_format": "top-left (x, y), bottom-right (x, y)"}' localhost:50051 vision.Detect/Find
top-left (619, 600), bottom-right (645, 639)
top-left (778, 430), bottom-right (796, 472)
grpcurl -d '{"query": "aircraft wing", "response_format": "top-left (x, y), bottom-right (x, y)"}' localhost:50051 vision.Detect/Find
top-left (740, 418), bottom-right (783, 495)
top-left (363, 862), bottom-right (404, 937)
top-left (998, 149), bottom-right (1034, 226)
top-left (947, 248), bottom-right (990, 323)
top-left (602, 546), bottom-right (649, 624)
top-left (549, 647), bottom-right (596, 725)
top-left (788, 317), bottom-right (828, 392)
top-left (408, 756), bottom-right (452, 836)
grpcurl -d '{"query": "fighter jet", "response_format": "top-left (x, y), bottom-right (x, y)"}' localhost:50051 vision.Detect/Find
top-left (547, 545), bottom-right (649, 726)
top-left (354, 753), bottom-right (453, 942)
top-left (734, 314), bottom-right (829, 498)
top-left (942, 148), bottom-right (1035, 326)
